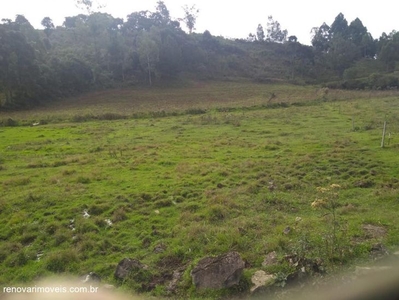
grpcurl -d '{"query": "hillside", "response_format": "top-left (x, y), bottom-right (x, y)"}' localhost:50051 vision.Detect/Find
top-left (1, 6), bottom-right (399, 110)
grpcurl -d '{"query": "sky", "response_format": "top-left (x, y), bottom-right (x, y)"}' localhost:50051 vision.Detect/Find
top-left (1, 0), bottom-right (399, 45)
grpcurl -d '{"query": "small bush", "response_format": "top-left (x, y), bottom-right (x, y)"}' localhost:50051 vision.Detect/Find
top-left (45, 250), bottom-right (79, 273)
top-left (53, 231), bottom-right (70, 246)
top-left (4, 118), bottom-right (18, 127)
top-left (185, 108), bottom-right (207, 115)
top-left (3, 177), bottom-right (30, 187)
top-left (72, 114), bottom-right (94, 122)
top-left (5, 251), bottom-right (29, 267)
top-left (112, 206), bottom-right (128, 222)
top-left (76, 221), bottom-right (99, 234)
top-left (76, 176), bottom-right (91, 184)
top-left (208, 204), bottom-right (228, 222)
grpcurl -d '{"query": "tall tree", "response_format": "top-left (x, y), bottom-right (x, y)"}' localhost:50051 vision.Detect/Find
top-left (181, 5), bottom-right (199, 34)
top-left (329, 13), bottom-right (348, 38)
top-left (75, 0), bottom-right (104, 14)
top-left (138, 31), bottom-right (160, 85)
top-left (41, 17), bottom-right (55, 37)
top-left (256, 24), bottom-right (265, 41)
top-left (154, 1), bottom-right (170, 25)
top-left (326, 35), bottom-right (360, 75)
top-left (266, 16), bottom-right (287, 43)
top-left (311, 23), bottom-right (331, 52)
top-left (348, 18), bottom-right (367, 46)
top-left (378, 31), bottom-right (399, 71)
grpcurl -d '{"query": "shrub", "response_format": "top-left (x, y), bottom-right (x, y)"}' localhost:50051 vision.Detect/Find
top-left (368, 73), bottom-right (399, 89)
top-left (45, 250), bottom-right (79, 273)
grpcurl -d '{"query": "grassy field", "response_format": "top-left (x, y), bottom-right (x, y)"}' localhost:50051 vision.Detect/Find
top-left (1, 81), bottom-right (399, 298)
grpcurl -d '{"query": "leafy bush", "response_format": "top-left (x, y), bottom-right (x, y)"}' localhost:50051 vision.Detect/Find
top-left (45, 250), bottom-right (79, 273)
top-left (368, 73), bottom-right (399, 89)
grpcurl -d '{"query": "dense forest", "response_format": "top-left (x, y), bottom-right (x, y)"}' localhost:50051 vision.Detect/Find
top-left (1, 1), bottom-right (399, 109)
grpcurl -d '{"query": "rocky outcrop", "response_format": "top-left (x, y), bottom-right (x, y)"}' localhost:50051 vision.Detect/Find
top-left (262, 251), bottom-right (278, 267)
top-left (250, 270), bottom-right (276, 293)
top-left (114, 258), bottom-right (148, 280)
top-left (191, 251), bottom-right (245, 289)
top-left (167, 268), bottom-right (185, 294)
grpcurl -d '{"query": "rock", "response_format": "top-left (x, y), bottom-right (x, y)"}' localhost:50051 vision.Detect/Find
top-left (153, 243), bottom-right (167, 254)
top-left (36, 252), bottom-right (44, 261)
top-left (284, 254), bottom-right (324, 276)
top-left (81, 272), bottom-right (101, 283)
top-left (191, 251), bottom-right (245, 289)
top-left (283, 226), bottom-right (291, 235)
top-left (250, 270), bottom-right (275, 293)
top-left (114, 258), bottom-right (148, 280)
top-left (354, 180), bottom-right (374, 188)
top-left (370, 243), bottom-right (389, 259)
top-left (167, 268), bottom-right (185, 294)
top-left (268, 181), bottom-right (276, 191)
top-left (83, 209), bottom-right (90, 218)
top-left (295, 217), bottom-right (302, 223)
top-left (262, 251), bottom-right (278, 267)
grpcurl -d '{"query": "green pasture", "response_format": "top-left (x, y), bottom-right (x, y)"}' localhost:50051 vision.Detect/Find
top-left (1, 82), bottom-right (399, 298)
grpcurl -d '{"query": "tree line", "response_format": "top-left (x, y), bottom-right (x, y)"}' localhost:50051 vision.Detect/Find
top-left (1, 2), bottom-right (398, 109)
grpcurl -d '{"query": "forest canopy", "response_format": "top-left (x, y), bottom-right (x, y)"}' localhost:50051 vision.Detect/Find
top-left (1, 1), bottom-right (398, 109)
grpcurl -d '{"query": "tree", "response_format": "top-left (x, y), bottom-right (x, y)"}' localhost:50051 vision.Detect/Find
top-left (329, 13), bottom-right (348, 38)
top-left (75, 0), bottom-right (105, 14)
top-left (288, 35), bottom-right (298, 43)
top-left (378, 31), bottom-right (399, 71)
top-left (266, 16), bottom-right (287, 43)
top-left (153, 1), bottom-right (170, 25)
top-left (247, 33), bottom-right (256, 42)
top-left (181, 5), bottom-right (199, 34)
top-left (326, 35), bottom-right (361, 75)
top-left (138, 31), bottom-right (160, 85)
top-left (256, 24), bottom-right (265, 41)
top-left (311, 23), bottom-right (331, 52)
top-left (41, 17), bottom-right (55, 37)
top-left (348, 18), bottom-right (367, 46)
top-left (0, 24), bottom-right (40, 106)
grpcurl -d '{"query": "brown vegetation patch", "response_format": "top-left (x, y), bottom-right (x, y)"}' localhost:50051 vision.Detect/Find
top-left (362, 224), bottom-right (387, 239)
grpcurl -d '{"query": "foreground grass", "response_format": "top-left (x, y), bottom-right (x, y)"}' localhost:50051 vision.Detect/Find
top-left (1, 82), bottom-right (399, 298)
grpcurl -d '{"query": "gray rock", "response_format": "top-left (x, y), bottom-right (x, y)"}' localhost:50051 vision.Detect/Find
top-left (153, 243), bottom-right (167, 254)
top-left (262, 251), bottom-right (278, 267)
top-left (370, 243), bottom-right (389, 259)
top-left (81, 272), bottom-right (101, 283)
top-left (250, 270), bottom-right (275, 293)
top-left (191, 251), bottom-right (245, 289)
top-left (167, 268), bottom-right (185, 294)
top-left (283, 226), bottom-right (291, 235)
top-left (114, 258), bottom-right (148, 280)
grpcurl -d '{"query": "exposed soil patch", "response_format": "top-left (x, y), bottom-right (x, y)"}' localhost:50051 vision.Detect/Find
top-left (362, 224), bottom-right (387, 239)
